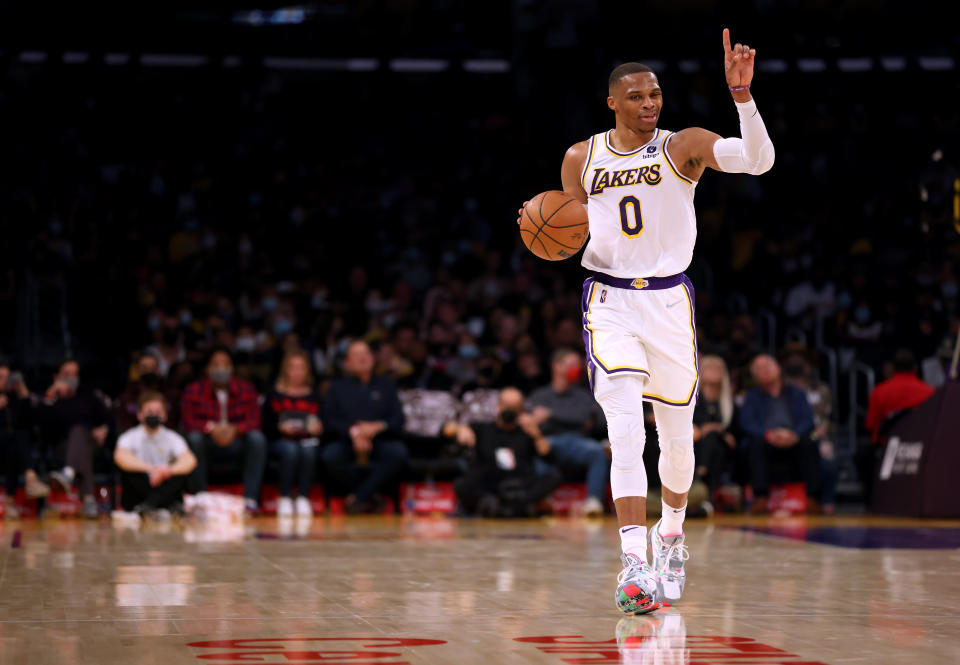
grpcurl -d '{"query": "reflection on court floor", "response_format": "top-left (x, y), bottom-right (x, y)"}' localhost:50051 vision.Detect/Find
top-left (0, 514), bottom-right (957, 664)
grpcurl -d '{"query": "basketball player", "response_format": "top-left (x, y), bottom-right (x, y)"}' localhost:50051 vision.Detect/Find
top-left (518, 30), bottom-right (774, 613)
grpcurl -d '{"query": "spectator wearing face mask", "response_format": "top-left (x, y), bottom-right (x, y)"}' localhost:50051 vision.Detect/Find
top-left (527, 348), bottom-right (609, 517)
top-left (262, 350), bottom-right (323, 517)
top-left (114, 352), bottom-right (170, 433)
top-left (42, 359), bottom-right (112, 519)
top-left (846, 299), bottom-right (882, 342)
top-left (181, 347), bottom-right (267, 512)
top-left (114, 392), bottom-right (196, 518)
top-left (146, 314), bottom-right (188, 377)
top-left (452, 387), bottom-right (562, 517)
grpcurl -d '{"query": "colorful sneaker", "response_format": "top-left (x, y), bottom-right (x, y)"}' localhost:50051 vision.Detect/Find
top-left (649, 519), bottom-right (689, 604)
top-left (616, 553), bottom-right (660, 615)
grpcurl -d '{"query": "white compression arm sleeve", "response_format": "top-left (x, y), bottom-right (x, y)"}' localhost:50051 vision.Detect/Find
top-left (712, 98), bottom-right (775, 175)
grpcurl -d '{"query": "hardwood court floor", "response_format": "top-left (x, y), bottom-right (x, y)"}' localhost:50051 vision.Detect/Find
top-left (0, 513), bottom-right (958, 664)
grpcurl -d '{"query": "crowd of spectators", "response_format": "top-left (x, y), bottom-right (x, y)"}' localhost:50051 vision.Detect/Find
top-left (0, 333), bottom-right (945, 521)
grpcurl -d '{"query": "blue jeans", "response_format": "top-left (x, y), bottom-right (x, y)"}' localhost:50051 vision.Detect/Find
top-left (187, 430), bottom-right (268, 502)
top-left (535, 433), bottom-right (610, 501)
top-left (321, 439), bottom-right (408, 503)
top-left (273, 439), bottom-right (318, 498)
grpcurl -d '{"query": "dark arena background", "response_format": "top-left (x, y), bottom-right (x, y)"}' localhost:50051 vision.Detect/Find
top-left (0, 2), bottom-right (959, 664)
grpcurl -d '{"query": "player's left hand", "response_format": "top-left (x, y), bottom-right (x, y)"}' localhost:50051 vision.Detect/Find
top-left (516, 200), bottom-right (530, 226)
top-left (722, 28), bottom-right (755, 88)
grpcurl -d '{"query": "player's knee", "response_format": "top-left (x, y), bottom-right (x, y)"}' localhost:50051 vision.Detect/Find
top-left (658, 436), bottom-right (695, 494)
top-left (607, 412), bottom-right (645, 471)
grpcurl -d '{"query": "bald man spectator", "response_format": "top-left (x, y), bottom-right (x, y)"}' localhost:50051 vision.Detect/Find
top-left (739, 355), bottom-right (821, 514)
top-left (181, 347), bottom-right (266, 513)
top-left (322, 341), bottom-right (407, 513)
top-left (453, 387), bottom-right (562, 517)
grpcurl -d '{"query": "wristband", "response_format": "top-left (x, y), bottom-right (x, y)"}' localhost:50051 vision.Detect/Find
top-left (729, 84), bottom-right (751, 92)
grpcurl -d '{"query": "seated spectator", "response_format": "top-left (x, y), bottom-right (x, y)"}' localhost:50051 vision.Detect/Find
top-left (181, 348), bottom-right (267, 513)
top-left (114, 352), bottom-right (172, 433)
top-left (1, 364), bottom-right (50, 518)
top-left (42, 359), bottom-right (112, 519)
top-left (322, 341), bottom-right (407, 514)
top-left (262, 350), bottom-right (323, 517)
top-left (860, 348), bottom-right (936, 506)
top-left (781, 347), bottom-right (838, 514)
top-left (113, 392), bottom-right (196, 517)
top-left (865, 349), bottom-right (935, 444)
top-left (739, 355), bottom-right (821, 514)
top-left (146, 314), bottom-right (188, 377)
top-left (453, 387), bottom-right (561, 517)
top-left (692, 355), bottom-right (737, 509)
top-left (527, 348), bottom-right (609, 517)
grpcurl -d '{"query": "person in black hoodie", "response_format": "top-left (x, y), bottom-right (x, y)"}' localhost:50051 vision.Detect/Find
top-left (322, 341), bottom-right (406, 513)
top-left (453, 387), bottom-right (561, 517)
top-left (263, 350), bottom-right (323, 517)
top-left (41, 359), bottom-right (112, 519)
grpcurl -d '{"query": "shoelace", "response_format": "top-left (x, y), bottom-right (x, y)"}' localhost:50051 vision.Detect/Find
top-left (655, 538), bottom-right (690, 575)
top-left (618, 554), bottom-right (652, 585)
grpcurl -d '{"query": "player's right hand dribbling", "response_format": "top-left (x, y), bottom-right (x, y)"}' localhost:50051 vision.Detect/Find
top-left (516, 201), bottom-right (529, 226)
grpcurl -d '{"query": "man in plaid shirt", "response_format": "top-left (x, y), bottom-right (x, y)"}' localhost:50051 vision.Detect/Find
top-left (181, 347), bottom-right (267, 511)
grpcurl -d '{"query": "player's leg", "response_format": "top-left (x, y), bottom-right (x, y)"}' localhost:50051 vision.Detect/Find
top-left (653, 402), bottom-right (696, 532)
top-left (594, 371), bottom-right (659, 614)
top-left (649, 401), bottom-right (696, 603)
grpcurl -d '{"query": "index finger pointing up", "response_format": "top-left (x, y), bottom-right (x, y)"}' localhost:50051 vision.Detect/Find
top-left (722, 28), bottom-right (732, 54)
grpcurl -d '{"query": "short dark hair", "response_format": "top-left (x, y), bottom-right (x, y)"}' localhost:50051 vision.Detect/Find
top-left (138, 390), bottom-right (166, 409)
top-left (552, 347), bottom-right (579, 365)
top-left (609, 62), bottom-right (655, 93)
top-left (892, 349), bottom-right (917, 373)
top-left (206, 345), bottom-right (233, 368)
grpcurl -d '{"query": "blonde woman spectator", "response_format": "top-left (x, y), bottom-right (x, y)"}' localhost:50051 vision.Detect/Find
top-left (262, 350), bottom-right (323, 517)
top-left (692, 356), bottom-right (737, 504)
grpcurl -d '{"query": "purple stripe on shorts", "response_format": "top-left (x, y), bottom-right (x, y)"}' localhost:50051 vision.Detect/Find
top-left (591, 271), bottom-right (686, 291)
top-left (581, 277), bottom-right (597, 391)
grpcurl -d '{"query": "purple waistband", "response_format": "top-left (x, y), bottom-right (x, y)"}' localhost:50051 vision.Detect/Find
top-left (590, 271), bottom-right (687, 291)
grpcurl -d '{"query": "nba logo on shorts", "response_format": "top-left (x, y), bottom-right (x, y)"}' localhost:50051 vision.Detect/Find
top-left (600, 289), bottom-right (607, 303)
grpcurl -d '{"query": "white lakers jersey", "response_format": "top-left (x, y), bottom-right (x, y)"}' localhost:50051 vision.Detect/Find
top-left (580, 128), bottom-right (697, 278)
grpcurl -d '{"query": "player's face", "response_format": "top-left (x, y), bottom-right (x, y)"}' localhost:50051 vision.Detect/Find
top-left (608, 73), bottom-right (662, 131)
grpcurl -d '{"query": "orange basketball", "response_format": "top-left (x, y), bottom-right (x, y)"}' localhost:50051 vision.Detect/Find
top-left (519, 190), bottom-right (589, 261)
